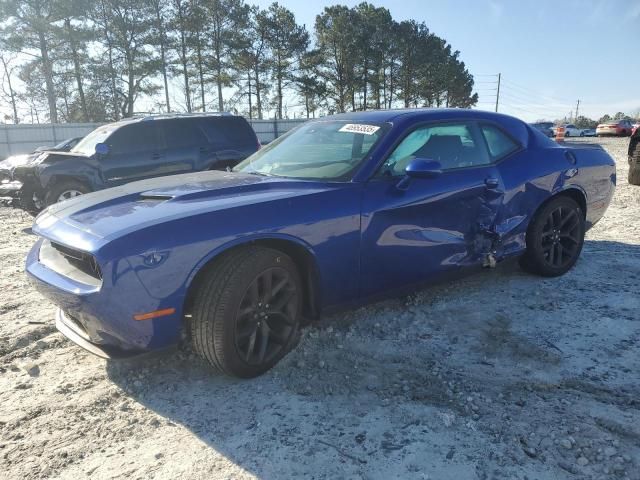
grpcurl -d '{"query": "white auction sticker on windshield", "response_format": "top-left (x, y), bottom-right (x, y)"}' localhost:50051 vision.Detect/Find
top-left (338, 123), bottom-right (380, 135)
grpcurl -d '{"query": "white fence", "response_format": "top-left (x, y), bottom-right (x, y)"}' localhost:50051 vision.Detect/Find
top-left (0, 118), bottom-right (307, 160)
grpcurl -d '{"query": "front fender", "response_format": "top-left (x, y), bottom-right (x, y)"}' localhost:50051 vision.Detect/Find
top-left (184, 232), bottom-right (320, 289)
top-left (36, 158), bottom-right (103, 191)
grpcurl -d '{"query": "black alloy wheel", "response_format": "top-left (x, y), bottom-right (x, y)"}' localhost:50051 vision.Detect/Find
top-left (520, 196), bottom-right (585, 277)
top-left (191, 246), bottom-right (302, 378)
top-left (234, 266), bottom-right (298, 366)
top-left (539, 205), bottom-right (582, 269)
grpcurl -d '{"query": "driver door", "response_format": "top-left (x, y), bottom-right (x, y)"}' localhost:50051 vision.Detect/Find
top-left (359, 121), bottom-right (504, 298)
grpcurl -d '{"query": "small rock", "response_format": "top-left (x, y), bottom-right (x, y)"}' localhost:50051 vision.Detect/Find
top-left (23, 361), bottom-right (39, 377)
top-left (154, 452), bottom-right (163, 460)
top-left (560, 439), bottom-right (573, 449)
top-left (576, 456), bottom-right (589, 467)
top-left (296, 360), bottom-right (305, 369)
top-left (318, 360), bottom-right (325, 369)
top-left (604, 446), bottom-right (616, 457)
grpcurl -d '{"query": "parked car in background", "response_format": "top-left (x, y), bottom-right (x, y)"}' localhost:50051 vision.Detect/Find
top-left (555, 124), bottom-right (584, 137)
top-left (629, 125), bottom-right (640, 185)
top-left (530, 122), bottom-right (554, 137)
top-left (596, 119), bottom-right (634, 137)
top-left (0, 114), bottom-right (259, 213)
top-left (25, 109), bottom-right (616, 377)
top-left (1, 136), bottom-right (83, 200)
top-left (581, 129), bottom-right (596, 137)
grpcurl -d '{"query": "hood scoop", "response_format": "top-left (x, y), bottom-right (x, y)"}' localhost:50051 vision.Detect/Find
top-left (138, 193), bottom-right (174, 202)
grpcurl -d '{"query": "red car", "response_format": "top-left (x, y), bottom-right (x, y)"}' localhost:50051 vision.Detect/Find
top-left (596, 119), bottom-right (634, 137)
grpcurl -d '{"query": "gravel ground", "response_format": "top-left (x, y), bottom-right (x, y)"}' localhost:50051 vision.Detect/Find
top-left (0, 137), bottom-right (638, 480)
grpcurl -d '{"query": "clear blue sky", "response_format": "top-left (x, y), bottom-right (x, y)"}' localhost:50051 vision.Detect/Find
top-left (254, 0), bottom-right (640, 121)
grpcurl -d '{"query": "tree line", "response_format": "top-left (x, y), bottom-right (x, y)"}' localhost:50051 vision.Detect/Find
top-left (551, 112), bottom-right (640, 129)
top-left (0, 0), bottom-right (478, 124)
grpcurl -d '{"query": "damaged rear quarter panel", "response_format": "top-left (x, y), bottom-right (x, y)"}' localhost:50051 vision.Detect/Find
top-left (494, 144), bottom-right (615, 258)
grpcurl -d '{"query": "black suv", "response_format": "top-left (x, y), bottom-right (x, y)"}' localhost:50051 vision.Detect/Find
top-left (629, 125), bottom-right (640, 185)
top-left (0, 113), bottom-right (260, 212)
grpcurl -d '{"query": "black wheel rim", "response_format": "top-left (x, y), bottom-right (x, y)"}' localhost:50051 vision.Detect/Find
top-left (540, 206), bottom-right (581, 268)
top-left (234, 267), bottom-right (298, 366)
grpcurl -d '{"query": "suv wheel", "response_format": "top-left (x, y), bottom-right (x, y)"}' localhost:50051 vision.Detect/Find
top-left (44, 180), bottom-right (91, 207)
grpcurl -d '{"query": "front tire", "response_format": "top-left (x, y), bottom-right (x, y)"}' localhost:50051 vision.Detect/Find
top-left (190, 247), bottom-right (302, 378)
top-left (44, 180), bottom-right (90, 207)
top-left (520, 196), bottom-right (585, 277)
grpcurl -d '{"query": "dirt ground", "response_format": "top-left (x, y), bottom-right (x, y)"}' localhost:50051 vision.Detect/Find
top-left (0, 137), bottom-right (638, 480)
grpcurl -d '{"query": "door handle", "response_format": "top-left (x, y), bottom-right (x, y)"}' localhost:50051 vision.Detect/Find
top-left (484, 177), bottom-right (499, 189)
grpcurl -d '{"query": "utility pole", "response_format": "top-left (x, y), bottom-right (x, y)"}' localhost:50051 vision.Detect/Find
top-left (575, 99), bottom-right (580, 120)
top-left (495, 73), bottom-right (501, 113)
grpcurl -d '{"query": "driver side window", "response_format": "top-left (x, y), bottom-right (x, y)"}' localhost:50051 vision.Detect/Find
top-left (381, 122), bottom-right (490, 176)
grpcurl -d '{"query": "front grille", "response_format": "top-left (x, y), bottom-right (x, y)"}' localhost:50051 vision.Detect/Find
top-left (50, 242), bottom-right (102, 280)
top-left (39, 240), bottom-right (103, 287)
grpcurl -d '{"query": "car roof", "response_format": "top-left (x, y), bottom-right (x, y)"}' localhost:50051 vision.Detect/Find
top-left (102, 112), bottom-right (239, 129)
top-left (324, 108), bottom-right (523, 125)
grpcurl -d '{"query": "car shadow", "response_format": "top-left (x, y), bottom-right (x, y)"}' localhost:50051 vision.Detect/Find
top-left (104, 238), bottom-right (640, 478)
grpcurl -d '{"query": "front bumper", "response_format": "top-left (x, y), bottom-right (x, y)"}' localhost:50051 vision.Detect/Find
top-left (0, 180), bottom-right (23, 205)
top-left (25, 238), bottom-right (183, 356)
top-left (56, 309), bottom-right (143, 359)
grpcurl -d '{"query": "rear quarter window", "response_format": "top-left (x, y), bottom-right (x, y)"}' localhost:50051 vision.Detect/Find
top-left (481, 125), bottom-right (520, 160)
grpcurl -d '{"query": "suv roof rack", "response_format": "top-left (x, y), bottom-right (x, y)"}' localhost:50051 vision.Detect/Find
top-left (126, 112), bottom-right (235, 122)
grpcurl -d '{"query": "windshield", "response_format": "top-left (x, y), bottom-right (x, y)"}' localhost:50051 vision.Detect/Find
top-left (233, 120), bottom-right (388, 180)
top-left (71, 125), bottom-right (118, 155)
top-left (52, 138), bottom-right (72, 150)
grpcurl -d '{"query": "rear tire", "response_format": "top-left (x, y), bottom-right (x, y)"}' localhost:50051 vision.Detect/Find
top-left (629, 142), bottom-right (640, 186)
top-left (44, 180), bottom-right (90, 207)
top-left (190, 247), bottom-right (302, 378)
top-left (519, 196), bottom-right (585, 277)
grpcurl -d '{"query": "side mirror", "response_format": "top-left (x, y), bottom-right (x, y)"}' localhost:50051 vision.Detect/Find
top-left (404, 158), bottom-right (442, 179)
top-left (95, 143), bottom-right (110, 156)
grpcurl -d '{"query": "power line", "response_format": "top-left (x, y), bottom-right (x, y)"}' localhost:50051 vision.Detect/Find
top-left (495, 73), bottom-right (501, 113)
top-left (499, 86), bottom-right (574, 108)
top-left (500, 79), bottom-right (571, 105)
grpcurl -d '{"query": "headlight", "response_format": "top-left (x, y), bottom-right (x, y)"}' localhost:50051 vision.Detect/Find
top-left (35, 210), bottom-right (57, 229)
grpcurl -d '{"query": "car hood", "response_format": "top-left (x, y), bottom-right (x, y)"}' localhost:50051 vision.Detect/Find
top-left (0, 152), bottom-right (40, 172)
top-left (33, 170), bottom-right (339, 248)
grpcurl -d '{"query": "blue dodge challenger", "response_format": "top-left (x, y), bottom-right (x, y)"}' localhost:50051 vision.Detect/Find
top-left (25, 109), bottom-right (616, 377)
